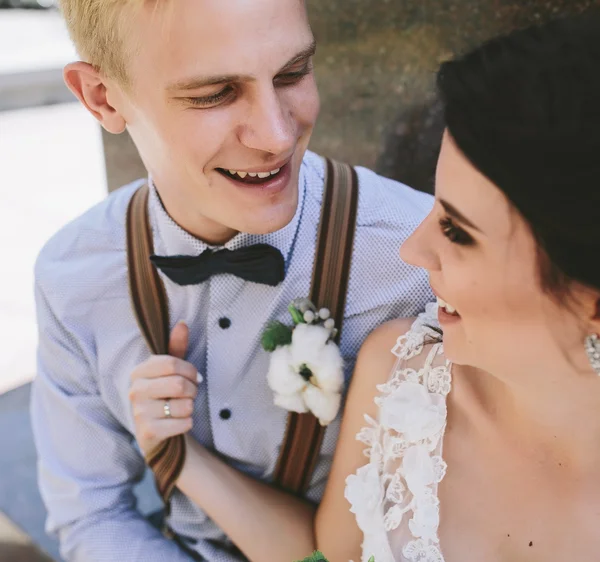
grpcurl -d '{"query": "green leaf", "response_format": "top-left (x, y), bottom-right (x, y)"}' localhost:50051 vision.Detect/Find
top-left (368, 557), bottom-right (376, 562)
top-left (295, 550), bottom-right (328, 562)
top-left (288, 303), bottom-right (306, 325)
top-left (261, 321), bottom-right (293, 352)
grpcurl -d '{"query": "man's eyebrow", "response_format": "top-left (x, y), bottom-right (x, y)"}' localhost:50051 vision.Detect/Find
top-left (166, 40), bottom-right (317, 92)
top-left (439, 199), bottom-right (481, 232)
top-left (280, 40), bottom-right (317, 70)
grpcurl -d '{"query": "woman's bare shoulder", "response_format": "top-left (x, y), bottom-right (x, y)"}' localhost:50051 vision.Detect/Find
top-left (357, 318), bottom-right (416, 372)
top-left (348, 317), bottom-right (417, 408)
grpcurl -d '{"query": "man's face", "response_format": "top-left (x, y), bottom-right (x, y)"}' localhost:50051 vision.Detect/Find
top-left (113, 0), bottom-right (319, 244)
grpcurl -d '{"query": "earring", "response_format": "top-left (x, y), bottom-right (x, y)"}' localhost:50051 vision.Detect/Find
top-left (585, 334), bottom-right (600, 375)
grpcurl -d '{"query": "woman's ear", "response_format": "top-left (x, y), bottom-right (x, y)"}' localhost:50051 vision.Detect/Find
top-left (591, 297), bottom-right (600, 328)
top-left (63, 62), bottom-right (127, 134)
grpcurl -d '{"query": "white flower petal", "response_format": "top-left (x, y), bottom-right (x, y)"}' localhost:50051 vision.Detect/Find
top-left (409, 497), bottom-right (440, 541)
top-left (380, 381), bottom-right (446, 443)
top-left (403, 538), bottom-right (427, 560)
top-left (403, 445), bottom-right (435, 497)
top-left (345, 464), bottom-right (384, 534)
top-left (267, 322), bottom-right (343, 423)
top-left (273, 392), bottom-right (308, 413)
top-left (291, 323), bottom-right (330, 351)
top-left (312, 342), bottom-right (344, 392)
top-left (303, 386), bottom-right (341, 425)
top-left (266, 346), bottom-right (305, 395)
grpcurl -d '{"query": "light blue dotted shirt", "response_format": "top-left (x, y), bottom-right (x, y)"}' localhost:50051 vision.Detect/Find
top-left (31, 151), bottom-right (434, 561)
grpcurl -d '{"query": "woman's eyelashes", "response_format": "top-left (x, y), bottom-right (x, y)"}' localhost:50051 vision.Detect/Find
top-left (439, 216), bottom-right (475, 246)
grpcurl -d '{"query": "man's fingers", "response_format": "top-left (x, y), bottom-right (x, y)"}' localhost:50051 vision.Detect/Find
top-left (130, 326), bottom-right (197, 455)
top-left (138, 418), bottom-right (193, 448)
top-left (156, 398), bottom-right (194, 420)
top-left (130, 376), bottom-right (198, 403)
top-left (132, 397), bottom-right (194, 421)
top-left (146, 376), bottom-right (198, 400)
top-left (131, 355), bottom-right (198, 383)
top-left (169, 321), bottom-right (189, 360)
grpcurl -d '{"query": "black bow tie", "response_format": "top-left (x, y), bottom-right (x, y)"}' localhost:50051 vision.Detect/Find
top-left (150, 243), bottom-right (285, 287)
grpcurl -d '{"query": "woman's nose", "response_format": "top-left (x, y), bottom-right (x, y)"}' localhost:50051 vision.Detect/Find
top-left (400, 214), bottom-right (441, 272)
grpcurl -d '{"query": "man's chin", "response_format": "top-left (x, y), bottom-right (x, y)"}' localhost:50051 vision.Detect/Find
top-left (251, 184), bottom-right (300, 234)
top-left (219, 163), bottom-right (300, 235)
top-left (244, 215), bottom-right (296, 236)
top-left (241, 201), bottom-right (299, 235)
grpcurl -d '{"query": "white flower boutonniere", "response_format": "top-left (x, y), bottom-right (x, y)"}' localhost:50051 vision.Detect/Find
top-left (261, 298), bottom-right (344, 426)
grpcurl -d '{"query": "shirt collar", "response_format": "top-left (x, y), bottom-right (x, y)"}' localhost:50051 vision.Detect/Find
top-left (148, 166), bottom-right (307, 268)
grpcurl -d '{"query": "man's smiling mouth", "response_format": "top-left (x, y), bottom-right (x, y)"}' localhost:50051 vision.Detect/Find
top-left (217, 166), bottom-right (282, 184)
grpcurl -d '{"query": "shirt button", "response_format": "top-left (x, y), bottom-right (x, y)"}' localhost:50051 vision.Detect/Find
top-left (218, 317), bottom-right (231, 329)
top-left (219, 408), bottom-right (232, 420)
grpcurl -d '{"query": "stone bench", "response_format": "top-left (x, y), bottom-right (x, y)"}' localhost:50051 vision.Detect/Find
top-left (0, 383), bottom-right (162, 562)
top-left (0, 384), bottom-right (62, 560)
top-left (0, 512), bottom-right (54, 562)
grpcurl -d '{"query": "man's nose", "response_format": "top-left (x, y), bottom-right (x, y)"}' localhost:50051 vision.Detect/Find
top-left (239, 88), bottom-right (296, 157)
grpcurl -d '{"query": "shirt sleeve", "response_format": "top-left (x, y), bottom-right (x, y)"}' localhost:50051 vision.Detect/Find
top-left (31, 279), bottom-right (196, 562)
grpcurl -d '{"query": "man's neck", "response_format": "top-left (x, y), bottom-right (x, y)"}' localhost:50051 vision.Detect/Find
top-left (153, 184), bottom-right (239, 246)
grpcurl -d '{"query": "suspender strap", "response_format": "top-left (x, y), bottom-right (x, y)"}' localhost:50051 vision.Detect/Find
top-left (126, 184), bottom-right (185, 511)
top-left (273, 158), bottom-right (359, 494)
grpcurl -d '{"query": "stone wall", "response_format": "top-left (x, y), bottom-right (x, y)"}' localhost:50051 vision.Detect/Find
top-left (103, 0), bottom-right (595, 194)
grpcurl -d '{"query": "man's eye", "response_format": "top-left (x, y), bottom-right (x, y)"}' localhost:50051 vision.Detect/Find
top-left (275, 64), bottom-right (312, 86)
top-left (439, 217), bottom-right (474, 246)
top-left (185, 86), bottom-right (235, 108)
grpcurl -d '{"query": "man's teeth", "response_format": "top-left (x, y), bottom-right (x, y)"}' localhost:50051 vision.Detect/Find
top-left (226, 168), bottom-right (280, 180)
top-left (437, 296), bottom-right (458, 315)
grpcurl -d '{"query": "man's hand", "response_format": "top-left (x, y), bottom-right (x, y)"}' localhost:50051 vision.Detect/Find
top-left (129, 321), bottom-right (200, 455)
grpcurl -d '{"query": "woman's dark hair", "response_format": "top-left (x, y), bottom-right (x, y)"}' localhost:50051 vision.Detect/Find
top-left (436, 10), bottom-right (600, 296)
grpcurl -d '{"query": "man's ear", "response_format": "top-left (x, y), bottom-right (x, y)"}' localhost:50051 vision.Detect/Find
top-left (64, 62), bottom-right (127, 134)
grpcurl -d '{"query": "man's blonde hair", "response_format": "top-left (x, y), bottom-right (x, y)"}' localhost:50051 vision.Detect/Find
top-left (59, 0), bottom-right (150, 84)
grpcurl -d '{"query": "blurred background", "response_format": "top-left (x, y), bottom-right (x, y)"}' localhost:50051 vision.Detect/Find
top-left (0, 0), bottom-right (594, 560)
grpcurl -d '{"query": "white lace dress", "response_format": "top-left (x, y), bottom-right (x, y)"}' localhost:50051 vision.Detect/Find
top-left (345, 303), bottom-right (452, 562)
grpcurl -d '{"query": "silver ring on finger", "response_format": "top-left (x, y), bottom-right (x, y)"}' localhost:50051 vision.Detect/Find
top-left (163, 399), bottom-right (172, 419)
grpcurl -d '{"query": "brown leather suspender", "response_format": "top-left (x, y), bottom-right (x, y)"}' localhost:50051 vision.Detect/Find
top-left (272, 158), bottom-right (359, 493)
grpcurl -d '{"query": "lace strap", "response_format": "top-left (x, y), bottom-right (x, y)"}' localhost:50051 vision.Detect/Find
top-left (346, 303), bottom-right (451, 562)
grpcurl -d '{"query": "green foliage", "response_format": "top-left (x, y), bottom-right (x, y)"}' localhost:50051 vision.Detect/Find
top-left (295, 551), bottom-right (374, 562)
top-left (261, 321), bottom-right (293, 352)
top-left (288, 303), bottom-right (306, 325)
top-left (296, 551), bottom-right (328, 562)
